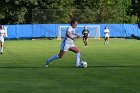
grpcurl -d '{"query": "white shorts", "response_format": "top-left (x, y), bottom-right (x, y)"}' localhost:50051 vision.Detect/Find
top-left (105, 34), bottom-right (109, 38)
top-left (60, 42), bottom-right (75, 51)
top-left (0, 38), bottom-right (4, 42)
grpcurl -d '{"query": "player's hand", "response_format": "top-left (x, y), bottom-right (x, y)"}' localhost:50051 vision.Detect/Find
top-left (71, 38), bottom-right (75, 41)
top-left (76, 35), bottom-right (80, 38)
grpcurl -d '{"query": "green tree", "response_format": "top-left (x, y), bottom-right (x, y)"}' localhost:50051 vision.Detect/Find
top-left (130, 0), bottom-right (140, 22)
top-left (0, 0), bottom-right (139, 24)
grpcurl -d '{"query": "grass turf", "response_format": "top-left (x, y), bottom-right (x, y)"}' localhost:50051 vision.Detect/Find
top-left (0, 38), bottom-right (140, 93)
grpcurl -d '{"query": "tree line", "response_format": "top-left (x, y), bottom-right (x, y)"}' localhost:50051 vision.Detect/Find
top-left (0, 0), bottom-right (139, 24)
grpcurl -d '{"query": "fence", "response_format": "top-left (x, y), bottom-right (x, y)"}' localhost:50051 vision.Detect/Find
top-left (4, 24), bottom-right (140, 39)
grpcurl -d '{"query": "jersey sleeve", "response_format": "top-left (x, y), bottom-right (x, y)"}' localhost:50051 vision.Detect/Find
top-left (82, 30), bottom-right (84, 35)
top-left (5, 30), bottom-right (8, 37)
top-left (3, 26), bottom-right (8, 37)
top-left (87, 30), bottom-right (89, 34)
top-left (104, 29), bottom-right (107, 33)
top-left (66, 26), bottom-right (73, 33)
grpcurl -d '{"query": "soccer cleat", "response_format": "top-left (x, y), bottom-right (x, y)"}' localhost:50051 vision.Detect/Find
top-left (45, 65), bottom-right (48, 68)
top-left (1, 52), bottom-right (3, 54)
top-left (85, 43), bottom-right (87, 46)
top-left (45, 60), bottom-right (49, 68)
top-left (76, 64), bottom-right (81, 68)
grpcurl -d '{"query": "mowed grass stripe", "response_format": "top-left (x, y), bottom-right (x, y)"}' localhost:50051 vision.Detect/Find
top-left (0, 38), bottom-right (140, 93)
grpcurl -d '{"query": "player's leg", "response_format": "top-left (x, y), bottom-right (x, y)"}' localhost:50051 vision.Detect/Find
top-left (45, 50), bottom-right (66, 67)
top-left (107, 36), bottom-right (109, 44)
top-left (0, 39), bottom-right (4, 54)
top-left (104, 37), bottom-right (107, 45)
top-left (84, 37), bottom-right (87, 46)
top-left (1, 43), bottom-right (4, 54)
top-left (45, 42), bottom-right (68, 67)
top-left (83, 36), bottom-right (86, 46)
top-left (69, 46), bottom-right (81, 67)
top-left (85, 36), bottom-right (88, 46)
top-left (46, 50), bottom-right (66, 64)
top-left (0, 40), bottom-right (1, 52)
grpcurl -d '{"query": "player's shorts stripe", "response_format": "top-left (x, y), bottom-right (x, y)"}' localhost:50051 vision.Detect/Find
top-left (63, 38), bottom-right (67, 43)
top-left (62, 43), bottom-right (65, 50)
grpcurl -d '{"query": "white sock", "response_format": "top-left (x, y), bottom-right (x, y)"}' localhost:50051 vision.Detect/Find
top-left (104, 41), bottom-right (106, 45)
top-left (47, 54), bottom-right (59, 63)
top-left (1, 47), bottom-right (3, 52)
top-left (76, 53), bottom-right (80, 66)
top-left (107, 41), bottom-right (109, 44)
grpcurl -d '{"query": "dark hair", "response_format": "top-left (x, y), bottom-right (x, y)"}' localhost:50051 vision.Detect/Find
top-left (70, 18), bottom-right (77, 26)
top-left (105, 26), bottom-right (108, 29)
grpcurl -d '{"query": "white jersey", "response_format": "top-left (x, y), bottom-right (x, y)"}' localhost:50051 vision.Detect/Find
top-left (0, 29), bottom-right (6, 38)
top-left (104, 28), bottom-right (109, 37)
top-left (62, 26), bottom-right (75, 44)
top-left (60, 26), bottom-right (76, 51)
top-left (0, 29), bottom-right (6, 42)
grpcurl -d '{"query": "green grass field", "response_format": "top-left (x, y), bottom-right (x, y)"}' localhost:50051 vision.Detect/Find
top-left (0, 38), bottom-right (140, 93)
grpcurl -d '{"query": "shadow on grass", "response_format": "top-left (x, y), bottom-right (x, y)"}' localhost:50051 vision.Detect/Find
top-left (0, 65), bottom-right (140, 69)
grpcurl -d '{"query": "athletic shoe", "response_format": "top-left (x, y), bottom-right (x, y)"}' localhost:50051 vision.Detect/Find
top-left (45, 65), bottom-right (48, 68)
top-left (76, 64), bottom-right (81, 68)
top-left (45, 60), bottom-right (49, 68)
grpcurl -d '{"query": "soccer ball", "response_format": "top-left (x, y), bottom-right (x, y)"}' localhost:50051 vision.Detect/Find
top-left (80, 61), bottom-right (87, 68)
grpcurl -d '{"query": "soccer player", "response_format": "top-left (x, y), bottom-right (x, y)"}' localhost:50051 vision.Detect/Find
top-left (0, 25), bottom-right (7, 54)
top-left (82, 26), bottom-right (89, 47)
top-left (45, 19), bottom-right (81, 67)
top-left (104, 26), bottom-right (110, 45)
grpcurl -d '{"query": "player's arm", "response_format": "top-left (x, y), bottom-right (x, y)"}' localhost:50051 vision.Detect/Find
top-left (4, 30), bottom-right (7, 37)
top-left (104, 31), bottom-right (107, 34)
top-left (108, 30), bottom-right (110, 34)
top-left (66, 31), bottom-right (75, 40)
top-left (104, 32), bottom-right (108, 34)
top-left (106, 31), bottom-right (109, 34)
top-left (74, 33), bottom-right (80, 38)
top-left (87, 30), bottom-right (89, 36)
top-left (82, 30), bottom-right (84, 35)
top-left (4, 33), bottom-right (7, 37)
top-left (88, 30), bottom-right (89, 33)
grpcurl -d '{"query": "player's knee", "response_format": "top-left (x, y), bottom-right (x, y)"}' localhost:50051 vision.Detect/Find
top-left (59, 56), bottom-right (64, 58)
top-left (58, 54), bottom-right (64, 58)
top-left (77, 49), bottom-right (80, 53)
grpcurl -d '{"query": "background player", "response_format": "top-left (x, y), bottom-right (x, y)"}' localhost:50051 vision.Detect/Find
top-left (82, 26), bottom-right (89, 47)
top-left (0, 25), bottom-right (7, 54)
top-left (104, 26), bottom-right (110, 45)
top-left (45, 19), bottom-right (82, 67)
